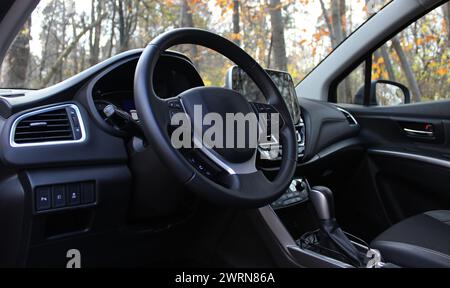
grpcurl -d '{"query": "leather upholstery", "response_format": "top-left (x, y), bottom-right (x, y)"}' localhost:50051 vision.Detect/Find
top-left (371, 210), bottom-right (450, 268)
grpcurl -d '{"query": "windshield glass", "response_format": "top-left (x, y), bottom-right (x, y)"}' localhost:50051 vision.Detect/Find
top-left (0, 0), bottom-right (391, 89)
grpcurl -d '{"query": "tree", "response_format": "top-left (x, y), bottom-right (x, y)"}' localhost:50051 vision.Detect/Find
top-left (319, 0), bottom-right (352, 102)
top-left (42, 14), bottom-right (106, 86)
top-left (180, 0), bottom-right (198, 65)
top-left (117, 0), bottom-right (139, 52)
top-left (232, 0), bottom-right (241, 46)
top-left (2, 18), bottom-right (31, 88)
top-left (378, 45), bottom-right (396, 81)
top-left (89, 0), bottom-right (104, 66)
top-left (391, 36), bottom-right (422, 102)
top-left (269, 0), bottom-right (287, 71)
top-left (443, 3), bottom-right (450, 45)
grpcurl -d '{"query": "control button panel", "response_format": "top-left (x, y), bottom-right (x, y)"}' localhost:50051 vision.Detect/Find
top-left (271, 178), bottom-right (309, 209)
top-left (35, 181), bottom-right (96, 212)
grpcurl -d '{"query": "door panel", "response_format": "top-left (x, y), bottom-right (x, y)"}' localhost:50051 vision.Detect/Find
top-left (343, 101), bottom-right (450, 225)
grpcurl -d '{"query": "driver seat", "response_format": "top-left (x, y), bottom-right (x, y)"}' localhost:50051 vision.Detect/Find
top-left (371, 210), bottom-right (450, 268)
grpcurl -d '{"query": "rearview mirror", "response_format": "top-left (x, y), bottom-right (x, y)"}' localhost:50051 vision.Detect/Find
top-left (371, 80), bottom-right (411, 106)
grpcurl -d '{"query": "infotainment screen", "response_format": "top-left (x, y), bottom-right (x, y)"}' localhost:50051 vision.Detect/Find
top-left (227, 66), bottom-right (301, 125)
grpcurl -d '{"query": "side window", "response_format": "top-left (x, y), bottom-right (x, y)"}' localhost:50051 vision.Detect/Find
top-left (336, 62), bottom-right (366, 104)
top-left (337, 2), bottom-right (449, 106)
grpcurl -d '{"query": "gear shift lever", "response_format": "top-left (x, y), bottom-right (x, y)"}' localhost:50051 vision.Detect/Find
top-left (310, 186), bottom-right (365, 267)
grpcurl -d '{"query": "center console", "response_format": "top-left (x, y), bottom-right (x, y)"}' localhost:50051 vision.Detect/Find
top-left (258, 182), bottom-right (394, 268)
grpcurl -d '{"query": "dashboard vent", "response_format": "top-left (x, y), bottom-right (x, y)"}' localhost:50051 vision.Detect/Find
top-left (337, 107), bottom-right (358, 126)
top-left (12, 105), bottom-right (84, 146)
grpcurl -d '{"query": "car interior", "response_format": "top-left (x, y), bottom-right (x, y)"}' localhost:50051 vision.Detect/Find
top-left (0, 0), bottom-right (449, 268)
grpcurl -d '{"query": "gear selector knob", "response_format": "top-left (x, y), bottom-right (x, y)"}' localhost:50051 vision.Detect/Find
top-left (309, 186), bottom-right (335, 220)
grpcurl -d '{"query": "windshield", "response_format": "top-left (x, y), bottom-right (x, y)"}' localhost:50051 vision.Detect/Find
top-left (0, 0), bottom-right (391, 90)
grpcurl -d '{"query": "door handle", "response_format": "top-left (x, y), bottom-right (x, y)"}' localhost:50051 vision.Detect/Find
top-left (403, 128), bottom-right (434, 137)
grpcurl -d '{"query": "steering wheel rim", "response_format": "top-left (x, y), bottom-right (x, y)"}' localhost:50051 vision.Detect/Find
top-left (134, 28), bottom-right (297, 207)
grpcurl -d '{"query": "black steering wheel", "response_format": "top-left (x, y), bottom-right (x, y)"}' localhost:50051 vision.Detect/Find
top-left (134, 28), bottom-right (297, 207)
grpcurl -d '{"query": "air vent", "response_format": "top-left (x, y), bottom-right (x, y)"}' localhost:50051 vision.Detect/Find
top-left (337, 107), bottom-right (358, 126)
top-left (11, 104), bottom-right (85, 146)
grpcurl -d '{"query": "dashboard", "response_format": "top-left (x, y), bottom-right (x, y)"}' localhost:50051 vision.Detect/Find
top-left (0, 49), bottom-right (361, 167)
top-left (0, 48), bottom-right (362, 267)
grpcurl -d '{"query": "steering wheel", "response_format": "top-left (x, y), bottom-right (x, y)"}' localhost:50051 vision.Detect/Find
top-left (134, 28), bottom-right (297, 207)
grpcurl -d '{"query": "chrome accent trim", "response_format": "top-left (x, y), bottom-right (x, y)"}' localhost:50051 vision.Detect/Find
top-left (287, 245), bottom-right (353, 268)
top-left (257, 206), bottom-right (353, 268)
top-left (336, 107), bottom-right (358, 126)
top-left (368, 149), bottom-right (450, 169)
top-left (403, 128), bottom-right (434, 136)
top-left (192, 135), bottom-right (258, 175)
top-left (10, 104), bottom-right (87, 148)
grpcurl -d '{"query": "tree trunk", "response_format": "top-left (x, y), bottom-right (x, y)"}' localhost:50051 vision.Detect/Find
top-left (379, 45), bottom-right (396, 81)
top-left (330, 0), bottom-right (344, 47)
top-left (71, 13), bottom-right (79, 75)
top-left (117, 0), bottom-right (125, 50)
top-left (269, 0), bottom-right (287, 71)
top-left (339, 0), bottom-right (347, 38)
top-left (89, 0), bottom-right (103, 66)
top-left (443, 3), bottom-right (450, 45)
top-left (58, 2), bottom-right (67, 83)
top-left (329, 0), bottom-right (351, 102)
top-left (108, 0), bottom-right (117, 58)
top-left (39, 3), bottom-right (57, 81)
top-left (180, 0), bottom-right (198, 65)
top-left (232, 0), bottom-right (240, 46)
top-left (319, 0), bottom-right (336, 46)
top-left (3, 18), bottom-right (31, 88)
top-left (392, 36), bottom-right (422, 102)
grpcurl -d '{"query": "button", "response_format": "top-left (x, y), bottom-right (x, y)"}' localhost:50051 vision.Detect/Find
top-left (69, 108), bottom-right (76, 117)
top-left (74, 127), bottom-right (82, 139)
top-left (52, 185), bottom-right (66, 208)
top-left (36, 187), bottom-right (51, 211)
top-left (82, 182), bottom-right (95, 204)
top-left (71, 115), bottom-right (80, 127)
top-left (168, 100), bottom-right (182, 109)
top-left (197, 163), bottom-right (205, 172)
top-left (67, 183), bottom-right (81, 206)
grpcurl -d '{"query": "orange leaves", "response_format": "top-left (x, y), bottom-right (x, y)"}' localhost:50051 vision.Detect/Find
top-left (436, 67), bottom-right (448, 76)
top-left (424, 35), bottom-right (438, 43)
top-left (372, 57), bottom-right (389, 80)
top-left (312, 29), bottom-right (330, 42)
top-left (165, 0), bottom-right (175, 6)
top-left (230, 33), bottom-right (242, 41)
